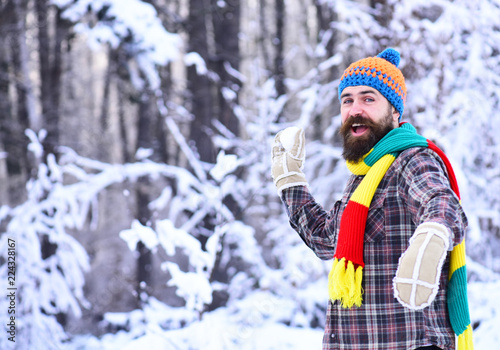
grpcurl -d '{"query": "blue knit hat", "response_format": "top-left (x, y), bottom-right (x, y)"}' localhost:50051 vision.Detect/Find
top-left (338, 48), bottom-right (407, 119)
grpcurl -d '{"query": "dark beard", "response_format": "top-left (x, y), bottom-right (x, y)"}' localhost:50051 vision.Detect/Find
top-left (340, 111), bottom-right (395, 163)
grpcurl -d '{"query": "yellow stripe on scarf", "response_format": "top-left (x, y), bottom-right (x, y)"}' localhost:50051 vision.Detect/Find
top-left (346, 149), bottom-right (373, 175)
top-left (449, 240), bottom-right (467, 280)
top-left (349, 154), bottom-right (396, 207)
top-left (448, 239), bottom-right (474, 350)
top-left (457, 325), bottom-right (474, 350)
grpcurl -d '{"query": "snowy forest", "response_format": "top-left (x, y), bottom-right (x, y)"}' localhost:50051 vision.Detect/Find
top-left (0, 0), bottom-right (499, 348)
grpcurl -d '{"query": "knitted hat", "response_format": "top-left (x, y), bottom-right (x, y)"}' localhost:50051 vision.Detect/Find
top-left (338, 48), bottom-right (407, 119)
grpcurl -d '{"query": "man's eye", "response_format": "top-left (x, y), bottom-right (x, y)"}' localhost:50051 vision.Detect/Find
top-left (343, 99), bottom-right (352, 104)
top-left (365, 97), bottom-right (374, 102)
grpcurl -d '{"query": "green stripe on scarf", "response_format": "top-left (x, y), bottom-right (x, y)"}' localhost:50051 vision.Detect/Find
top-left (328, 122), bottom-right (473, 349)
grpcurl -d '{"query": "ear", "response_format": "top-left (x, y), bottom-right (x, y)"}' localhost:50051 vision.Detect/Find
top-left (392, 107), bottom-right (400, 123)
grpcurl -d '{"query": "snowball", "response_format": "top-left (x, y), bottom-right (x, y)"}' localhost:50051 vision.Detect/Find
top-left (280, 126), bottom-right (301, 151)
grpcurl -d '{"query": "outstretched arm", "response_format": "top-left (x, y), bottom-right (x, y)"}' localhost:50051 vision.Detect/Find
top-left (394, 148), bottom-right (467, 309)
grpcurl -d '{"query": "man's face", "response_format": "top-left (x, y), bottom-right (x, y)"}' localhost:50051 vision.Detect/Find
top-left (339, 86), bottom-right (400, 163)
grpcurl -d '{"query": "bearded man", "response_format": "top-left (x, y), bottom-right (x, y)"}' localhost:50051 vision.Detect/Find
top-left (271, 49), bottom-right (474, 350)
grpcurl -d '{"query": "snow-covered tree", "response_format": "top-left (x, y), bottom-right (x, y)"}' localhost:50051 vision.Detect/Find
top-left (0, 1), bottom-right (499, 349)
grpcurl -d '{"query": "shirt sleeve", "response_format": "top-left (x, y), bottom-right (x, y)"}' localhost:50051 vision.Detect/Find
top-left (399, 148), bottom-right (468, 247)
top-left (281, 186), bottom-right (339, 260)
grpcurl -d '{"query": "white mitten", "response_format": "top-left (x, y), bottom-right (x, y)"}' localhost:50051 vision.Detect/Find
top-left (271, 127), bottom-right (308, 195)
top-left (393, 222), bottom-right (450, 310)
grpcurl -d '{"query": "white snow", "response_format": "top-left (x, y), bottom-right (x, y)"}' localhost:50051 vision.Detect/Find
top-left (280, 126), bottom-right (302, 152)
top-left (164, 263), bottom-right (213, 311)
top-left (468, 280), bottom-right (500, 348)
top-left (210, 151), bottom-right (241, 181)
top-left (135, 147), bottom-right (154, 160)
top-left (58, 0), bottom-right (180, 89)
top-left (119, 220), bottom-right (159, 251)
top-left (185, 52), bottom-right (208, 75)
top-left (1, 1), bottom-right (497, 350)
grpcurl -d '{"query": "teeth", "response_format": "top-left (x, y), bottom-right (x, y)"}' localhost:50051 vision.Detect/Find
top-left (352, 123), bottom-right (365, 127)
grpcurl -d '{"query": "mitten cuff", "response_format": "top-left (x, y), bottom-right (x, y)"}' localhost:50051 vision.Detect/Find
top-left (276, 176), bottom-right (308, 196)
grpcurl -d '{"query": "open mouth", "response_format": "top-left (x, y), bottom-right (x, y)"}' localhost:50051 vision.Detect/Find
top-left (351, 123), bottom-right (369, 136)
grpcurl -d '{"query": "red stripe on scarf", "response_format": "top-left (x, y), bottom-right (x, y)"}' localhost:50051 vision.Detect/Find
top-left (427, 140), bottom-right (461, 199)
top-left (334, 200), bottom-right (368, 268)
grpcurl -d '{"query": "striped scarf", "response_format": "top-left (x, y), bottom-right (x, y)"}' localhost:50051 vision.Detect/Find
top-left (328, 122), bottom-right (473, 349)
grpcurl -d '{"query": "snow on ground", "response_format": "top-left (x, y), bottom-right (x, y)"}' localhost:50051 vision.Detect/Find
top-left (468, 280), bottom-right (500, 349)
top-left (63, 277), bottom-right (499, 349)
top-left (66, 292), bottom-right (324, 350)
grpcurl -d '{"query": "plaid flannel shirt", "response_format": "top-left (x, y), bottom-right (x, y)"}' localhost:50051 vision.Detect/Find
top-left (282, 147), bottom-right (468, 350)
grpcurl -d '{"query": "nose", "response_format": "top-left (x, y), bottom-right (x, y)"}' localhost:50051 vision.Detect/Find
top-left (349, 99), bottom-right (363, 117)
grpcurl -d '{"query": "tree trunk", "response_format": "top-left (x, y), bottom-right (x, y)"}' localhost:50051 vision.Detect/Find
top-left (187, 0), bottom-right (215, 163)
top-left (313, 0), bottom-right (338, 141)
top-left (314, 0), bottom-right (336, 63)
top-left (118, 80), bottom-right (131, 163)
top-left (156, 63), bottom-right (172, 164)
top-left (274, 0), bottom-right (286, 100)
top-left (36, 3), bottom-right (72, 156)
top-left (210, 0), bottom-right (241, 227)
top-left (0, 2), bottom-right (18, 180)
top-left (97, 47), bottom-right (114, 162)
top-left (211, 0), bottom-right (241, 136)
top-left (35, 0), bottom-right (57, 154)
top-left (370, 0), bottom-right (392, 39)
top-left (259, 0), bottom-right (271, 72)
top-left (36, 0), bottom-right (52, 131)
top-left (113, 49), bottom-right (132, 164)
top-left (11, 0), bottom-right (34, 181)
top-left (135, 89), bottom-right (155, 306)
top-left (100, 47), bottom-right (113, 133)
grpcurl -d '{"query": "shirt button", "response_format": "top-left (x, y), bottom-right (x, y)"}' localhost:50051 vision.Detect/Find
top-left (331, 333), bottom-right (335, 338)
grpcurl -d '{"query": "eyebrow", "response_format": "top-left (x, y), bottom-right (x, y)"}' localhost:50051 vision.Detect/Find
top-left (340, 89), bottom-right (378, 100)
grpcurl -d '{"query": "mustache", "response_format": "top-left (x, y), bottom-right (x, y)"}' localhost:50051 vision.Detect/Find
top-left (340, 116), bottom-right (377, 136)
